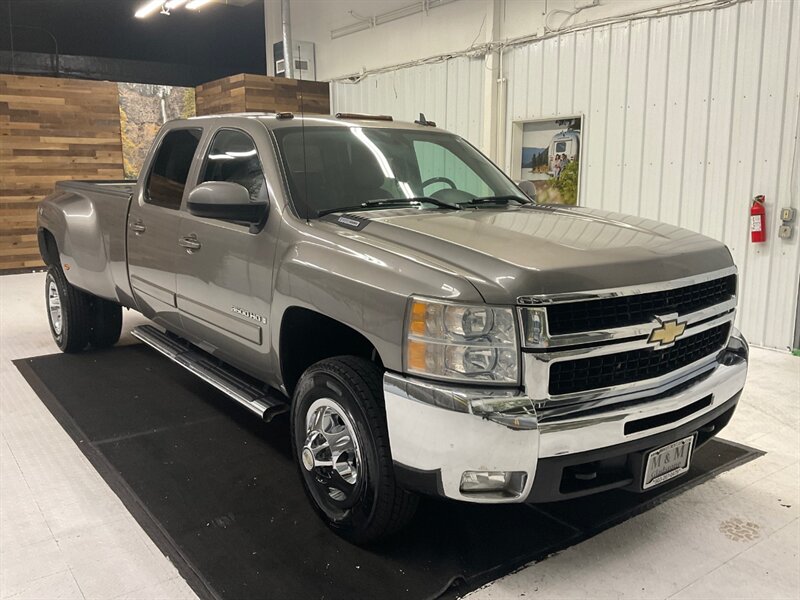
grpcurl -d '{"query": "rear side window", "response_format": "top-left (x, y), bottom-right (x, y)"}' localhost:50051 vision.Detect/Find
top-left (145, 128), bottom-right (202, 209)
top-left (200, 129), bottom-right (268, 202)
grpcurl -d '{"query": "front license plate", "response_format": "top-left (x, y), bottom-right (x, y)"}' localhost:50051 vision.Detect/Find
top-left (643, 435), bottom-right (695, 490)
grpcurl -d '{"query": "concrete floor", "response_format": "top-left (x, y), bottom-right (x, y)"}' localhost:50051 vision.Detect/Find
top-left (1, 271), bottom-right (798, 600)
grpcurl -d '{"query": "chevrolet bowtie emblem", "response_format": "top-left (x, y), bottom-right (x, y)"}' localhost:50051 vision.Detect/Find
top-left (648, 318), bottom-right (687, 347)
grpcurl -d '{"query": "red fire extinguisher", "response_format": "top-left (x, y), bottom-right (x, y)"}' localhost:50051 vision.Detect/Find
top-left (750, 195), bottom-right (766, 243)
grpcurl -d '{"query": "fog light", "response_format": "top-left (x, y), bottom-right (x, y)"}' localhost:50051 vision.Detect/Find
top-left (460, 471), bottom-right (527, 496)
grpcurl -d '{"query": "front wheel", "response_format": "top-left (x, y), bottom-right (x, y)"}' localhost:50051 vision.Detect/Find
top-left (291, 356), bottom-right (418, 544)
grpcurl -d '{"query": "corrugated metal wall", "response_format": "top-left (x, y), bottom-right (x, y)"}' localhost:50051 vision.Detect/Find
top-left (331, 0), bottom-right (800, 350)
top-left (331, 55), bottom-right (486, 147)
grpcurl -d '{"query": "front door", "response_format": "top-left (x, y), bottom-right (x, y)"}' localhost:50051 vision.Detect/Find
top-left (175, 127), bottom-right (277, 381)
top-left (127, 127), bottom-right (203, 331)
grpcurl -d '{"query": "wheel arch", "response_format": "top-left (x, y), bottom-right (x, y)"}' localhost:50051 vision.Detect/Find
top-left (279, 306), bottom-right (384, 397)
top-left (38, 228), bottom-right (61, 267)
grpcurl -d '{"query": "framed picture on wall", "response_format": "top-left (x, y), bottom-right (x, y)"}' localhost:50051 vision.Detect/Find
top-left (509, 116), bottom-right (583, 205)
top-left (117, 83), bottom-right (197, 179)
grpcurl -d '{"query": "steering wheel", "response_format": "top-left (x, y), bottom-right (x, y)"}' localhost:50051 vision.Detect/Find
top-left (422, 176), bottom-right (457, 191)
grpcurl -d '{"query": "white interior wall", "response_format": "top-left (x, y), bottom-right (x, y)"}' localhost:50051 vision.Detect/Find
top-left (319, 0), bottom-right (800, 350)
top-left (281, 0), bottom-right (698, 81)
top-left (283, 0), bottom-right (490, 81)
top-left (331, 56), bottom-right (486, 150)
top-left (500, 0), bottom-right (799, 350)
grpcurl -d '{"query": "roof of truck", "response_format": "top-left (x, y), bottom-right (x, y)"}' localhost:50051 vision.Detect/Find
top-left (184, 112), bottom-right (448, 133)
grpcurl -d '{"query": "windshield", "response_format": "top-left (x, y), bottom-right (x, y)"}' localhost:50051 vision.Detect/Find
top-left (272, 125), bottom-right (527, 217)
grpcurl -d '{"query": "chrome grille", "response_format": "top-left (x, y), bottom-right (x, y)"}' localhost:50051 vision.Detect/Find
top-left (548, 323), bottom-right (730, 395)
top-left (546, 275), bottom-right (736, 335)
top-left (520, 268), bottom-right (737, 409)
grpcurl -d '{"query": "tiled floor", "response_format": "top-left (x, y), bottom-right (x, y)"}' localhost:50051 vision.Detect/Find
top-left (1, 273), bottom-right (195, 600)
top-left (1, 272), bottom-right (798, 600)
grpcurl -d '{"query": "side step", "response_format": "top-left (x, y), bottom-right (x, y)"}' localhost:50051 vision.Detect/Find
top-left (131, 324), bottom-right (288, 422)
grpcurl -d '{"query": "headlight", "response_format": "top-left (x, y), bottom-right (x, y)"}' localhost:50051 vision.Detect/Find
top-left (404, 297), bottom-right (519, 384)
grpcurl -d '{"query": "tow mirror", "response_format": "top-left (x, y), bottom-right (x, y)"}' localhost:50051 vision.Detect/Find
top-left (187, 181), bottom-right (268, 223)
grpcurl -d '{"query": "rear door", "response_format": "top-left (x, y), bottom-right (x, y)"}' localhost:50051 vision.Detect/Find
top-left (127, 127), bottom-right (203, 330)
top-left (175, 125), bottom-right (278, 380)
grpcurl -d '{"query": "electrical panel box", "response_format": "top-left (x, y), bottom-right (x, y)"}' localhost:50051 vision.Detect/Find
top-left (781, 207), bottom-right (796, 222)
top-left (273, 41), bottom-right (316, 81)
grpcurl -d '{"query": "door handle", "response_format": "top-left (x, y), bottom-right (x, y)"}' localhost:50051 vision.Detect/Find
top-left (178, 235), bottom-right (201, 252)
top-left (130, 220), bottom-right (146, 234)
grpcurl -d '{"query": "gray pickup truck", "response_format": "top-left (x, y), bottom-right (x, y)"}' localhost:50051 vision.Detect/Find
top-left (37, 113), bottom-right (749, 543)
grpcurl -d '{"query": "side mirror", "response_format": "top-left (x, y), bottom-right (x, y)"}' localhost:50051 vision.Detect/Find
top-left (187, 181), bottom-right (268, 223)
top-left (515, 180), bottom-right (537, 202)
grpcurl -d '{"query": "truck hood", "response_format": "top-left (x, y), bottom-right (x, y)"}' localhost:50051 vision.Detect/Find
top-left (327, 205), bottom-right (733, 304)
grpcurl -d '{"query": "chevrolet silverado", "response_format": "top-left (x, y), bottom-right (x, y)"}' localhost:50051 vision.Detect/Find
top-left (37, 113), bottom-right (749, 543)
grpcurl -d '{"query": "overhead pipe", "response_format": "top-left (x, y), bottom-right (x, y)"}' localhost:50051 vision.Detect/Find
top-left (281, 0), bottom-right (294, 79)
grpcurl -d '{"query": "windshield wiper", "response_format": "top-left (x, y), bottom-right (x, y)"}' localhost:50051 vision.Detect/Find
top-left (464, 195), bottom-right (533, 206)
top-left (317, 197), bottom-right (461, 217)
top-left (400, 197), bottom-right (463, 210)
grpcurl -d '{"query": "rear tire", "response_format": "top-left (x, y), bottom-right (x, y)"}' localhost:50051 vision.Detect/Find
top-left (45, 266), bottom-right (122, 352)
top-left (46, 266), bottom-right (91, 353)
top-left (90, 297), bottom-right (122, 349)
top-left (291, 356), bottom-right (418, 544)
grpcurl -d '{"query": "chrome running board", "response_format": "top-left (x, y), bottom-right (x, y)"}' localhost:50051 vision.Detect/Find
top-left (131, 324), bottom-right (288, 422)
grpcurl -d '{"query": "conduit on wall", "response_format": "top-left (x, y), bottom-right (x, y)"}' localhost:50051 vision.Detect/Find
top-left (330, 0), bottom-right (460, 40)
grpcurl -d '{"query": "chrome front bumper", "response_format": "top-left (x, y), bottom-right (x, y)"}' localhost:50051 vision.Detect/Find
top-left (384, 331), bottom-right (748, 504)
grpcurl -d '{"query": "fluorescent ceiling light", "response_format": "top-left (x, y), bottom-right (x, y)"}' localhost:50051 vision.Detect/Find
top-left (186, 0), bottom-right (213, 9)
top-left (165, 0), bottom-right (188, 9)
top-left (135, 0), bottom-right (164, 18)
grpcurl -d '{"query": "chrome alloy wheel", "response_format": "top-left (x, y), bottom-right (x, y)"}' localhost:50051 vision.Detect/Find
top-left (302, 398), bottom-right (363, 503)
top-left (48, 280), bottom-right (63, 335)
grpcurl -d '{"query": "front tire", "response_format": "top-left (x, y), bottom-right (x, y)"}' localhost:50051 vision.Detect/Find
top-left (291, 356), bottom-right (418, 544)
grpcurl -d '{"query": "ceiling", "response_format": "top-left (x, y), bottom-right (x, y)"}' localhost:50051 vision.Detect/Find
top-left (0, 0), bottom-right (266, 75)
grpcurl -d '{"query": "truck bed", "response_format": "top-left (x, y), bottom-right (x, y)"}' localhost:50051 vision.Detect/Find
top-left (55, 180), bottom-right (136, 198)
top-left (38, 179), bottom-right (138, 307)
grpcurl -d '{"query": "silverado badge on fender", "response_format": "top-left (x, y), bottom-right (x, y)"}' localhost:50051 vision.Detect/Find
top-left (648, 316), bottom-right (687, 347)
top-left (231, 306), bottom-right (267, 324)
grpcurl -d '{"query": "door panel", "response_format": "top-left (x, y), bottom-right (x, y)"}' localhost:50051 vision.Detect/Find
top-left (127, 128), bottom-right (203, 330)
top-left (178, 296), bottom-right (263, 344)
top-left (175, 218), bottom-right (274, 375)
top-left (128, 203), bottom-right (181, 326)
top-left (175, 127), bottom-right (277, 381)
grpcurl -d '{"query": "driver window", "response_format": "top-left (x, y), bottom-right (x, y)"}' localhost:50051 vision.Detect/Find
top-left (413, 140), bottom-right (491, 197)
top-left (201, 129), bottom-right (268, 203)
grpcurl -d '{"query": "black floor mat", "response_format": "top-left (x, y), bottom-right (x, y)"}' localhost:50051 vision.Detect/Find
top-left (15, 345), bottom-right (762, 600)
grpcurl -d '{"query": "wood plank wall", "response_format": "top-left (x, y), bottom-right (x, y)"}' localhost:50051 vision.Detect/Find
top-left (0, 72), bottom-right (329, 272)
top-left (0, 74), bottom-right (124, 271)
top-left (195, 73), bottom-right (248, 115)
top-left (196, 73), bottom-right (329, 116)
